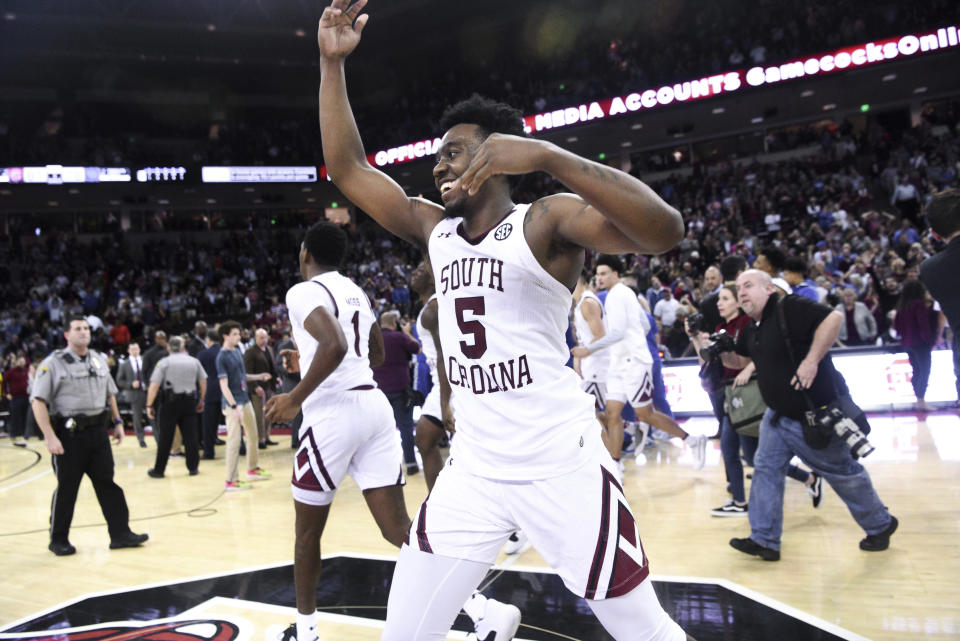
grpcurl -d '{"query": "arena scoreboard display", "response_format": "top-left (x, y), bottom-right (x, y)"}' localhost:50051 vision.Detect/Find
top-left (0, 166), bottom-right (131, 184)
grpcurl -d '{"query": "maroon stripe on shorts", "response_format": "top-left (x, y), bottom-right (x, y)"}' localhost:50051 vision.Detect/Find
top-left (416, 503), bottom-right (433, 554)
top-left (307, 429), bottom-right (336, 490)
top-left (349, 384), bottom-right (374, 391)
top-left (585, 465), bottom-right (613, 599)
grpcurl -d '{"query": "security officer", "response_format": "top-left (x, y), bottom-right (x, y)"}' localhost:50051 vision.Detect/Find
top-left (31, 314), bottom-right (149, 556)
top-left (145, 335), bottom-right (207, 478)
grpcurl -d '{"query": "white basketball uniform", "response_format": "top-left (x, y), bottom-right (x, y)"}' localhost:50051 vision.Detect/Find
top-left (414, 205), bottom-right (651, 600)
top-left (285, 271), bottom-right (402, 506)
top-left (574, 289), bottom-right (610, 410)
top-left (416, 294), bottom-right (446, 426)
top-left (590, 282), bottom-right (654, 407)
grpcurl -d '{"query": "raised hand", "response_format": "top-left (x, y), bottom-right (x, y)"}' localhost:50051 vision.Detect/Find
top-left (318, 0), bottom-right (369, 60)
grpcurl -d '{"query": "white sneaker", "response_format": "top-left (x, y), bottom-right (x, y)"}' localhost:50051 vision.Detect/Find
top-left (633, 422), bottom-right (650, 452)
top-left (473, 598), bottom-right (521, 641)
top-left (687, 434), bottom-right (707, 470)
top-left (264, 623), bottom-right (306, 641)
top-left (502, 530), bottom-right (528, 555)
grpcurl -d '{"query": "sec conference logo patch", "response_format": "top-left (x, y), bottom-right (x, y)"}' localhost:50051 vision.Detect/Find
top-left (494, 223), bottom-right (513, 240)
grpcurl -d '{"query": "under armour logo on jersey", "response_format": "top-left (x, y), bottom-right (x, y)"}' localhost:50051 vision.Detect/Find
top-left (437, 231), bottom-right (453, 238)
top-left (494, 223), bottom-right (513, 240)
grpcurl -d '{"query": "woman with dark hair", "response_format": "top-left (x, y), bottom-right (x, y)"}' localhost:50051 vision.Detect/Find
top-left (690, 285), bottom-right (820, 517)
top-left (893, 279), bottom-right (939, 411)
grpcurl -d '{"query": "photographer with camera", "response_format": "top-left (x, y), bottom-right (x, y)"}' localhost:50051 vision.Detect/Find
top-left (689, 285), bottom-right (820, 518)
top-left (718, 270), bottom-right (897, 561)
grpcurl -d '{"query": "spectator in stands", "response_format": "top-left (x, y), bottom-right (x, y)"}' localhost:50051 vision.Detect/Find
top-left (891, 175), bottom-right (921, 225)
top-left (836, 288), bottom-right (878, 347)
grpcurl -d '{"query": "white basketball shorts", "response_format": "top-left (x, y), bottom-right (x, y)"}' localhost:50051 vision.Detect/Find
top-left (405, 436), bottom-right (650, 600)
top-left (420, 384), bottom-right (443, 426)
top-left (291, 389), bottom-right (404, 506)
top-left (607, 358), bottom-right (654, 408)
top-left (580, 378), bottom-right (607, 412)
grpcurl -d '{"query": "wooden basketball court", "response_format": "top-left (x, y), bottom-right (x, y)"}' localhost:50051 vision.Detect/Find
top-left (1, 411), bottom-right (958, 640)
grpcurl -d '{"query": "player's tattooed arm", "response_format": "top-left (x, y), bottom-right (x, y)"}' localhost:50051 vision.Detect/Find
top-left (469, 135), bottom-right (682, 254)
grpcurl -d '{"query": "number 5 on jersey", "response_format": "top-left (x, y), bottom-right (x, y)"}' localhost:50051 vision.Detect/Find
top-left (455, 296), bottom-right (487, 359)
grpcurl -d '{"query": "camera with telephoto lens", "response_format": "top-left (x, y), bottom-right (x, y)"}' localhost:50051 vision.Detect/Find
top-left (816, 406), bottom-right (875, 458)
top-left (699, 329), bottom-right (737, 363)
top-left (686, 312), bottom-right (711, 335)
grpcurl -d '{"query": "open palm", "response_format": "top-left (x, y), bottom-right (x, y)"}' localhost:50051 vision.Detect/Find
top-left (318, 0), bottom-right (369, 59)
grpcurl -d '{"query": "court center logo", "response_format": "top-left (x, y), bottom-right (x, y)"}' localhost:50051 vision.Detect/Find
top-left (494, 223), bottom-right (513, 240)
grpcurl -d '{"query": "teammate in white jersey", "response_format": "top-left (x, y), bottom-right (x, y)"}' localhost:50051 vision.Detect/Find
top-left (409, 260), bottom-right (453, 490)
top-left (317, 2), bottom-right (693, 638)
top-left (265, 222), bottom-right (520, 641)
top-left (572, 271), bottom-right (610, 414)
top-left (573, 255), bottom-right (707, 469)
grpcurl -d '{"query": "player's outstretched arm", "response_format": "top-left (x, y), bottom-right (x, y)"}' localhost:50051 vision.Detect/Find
top-left (457, 134), bottom-right (683, 254)
top-left (318, 0), bottom-right (442, 248)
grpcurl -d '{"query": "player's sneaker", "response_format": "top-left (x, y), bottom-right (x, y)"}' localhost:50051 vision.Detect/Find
top-left (247, 467), bottom-right (273, 480)
top-left (473, 598), bottom-right (521, 641)
top-left (502, 531), bottom-right (528, 555)
top-left (648, 426), bottom-right (670, 443)
top-left (265, 623), bottom-right (312, 641)
top-left (806, 472), bottom-right (823, 508)
top-left (633, 422), bottom-right (650, 452)
top-left (225, 480), bottom-right (253, 491)
top-left (687, 434), bottom-right (707, 470)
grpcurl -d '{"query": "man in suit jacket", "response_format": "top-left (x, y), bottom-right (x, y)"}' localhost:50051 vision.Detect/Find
top-left (116, 342), bottom-right (149, 447)
top-left (187, 321), bottom-right (208, 357)
top-left (274, 332), bottom-right (302, 449)
top-left (142, 331), bottom-right (169, 384)
top-left (242, 328), bottom-right (276, 448)
top-left (197, 333), bottom-right (223, 459)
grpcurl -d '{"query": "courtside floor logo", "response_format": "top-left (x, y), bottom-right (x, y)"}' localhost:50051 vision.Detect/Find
top-left (0, 616), bottom-right (249, 641)
top-left (0, 554), bottom-right (872, 641)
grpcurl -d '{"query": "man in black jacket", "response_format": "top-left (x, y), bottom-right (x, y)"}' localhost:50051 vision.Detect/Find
top-left (720, 270), bottom-right (897, 561)
top-left (919, 189), bottom-right (960, 405)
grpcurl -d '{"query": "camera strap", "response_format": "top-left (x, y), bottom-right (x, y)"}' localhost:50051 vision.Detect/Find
top-left (774, 297), bottom-right (819, 414)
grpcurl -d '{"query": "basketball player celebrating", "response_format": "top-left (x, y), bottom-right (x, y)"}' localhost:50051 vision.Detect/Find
top-left (265, 223), bottom-right (520, 641)
top-left (409, 260), bottom-right (453, 490)
top-left (572, 255), bottom-right (708, 471)
top-left (317, 2), bottom-right (693, 638)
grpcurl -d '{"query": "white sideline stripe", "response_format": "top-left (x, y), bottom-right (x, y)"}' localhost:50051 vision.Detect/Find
top-left (0, 469), bottom-right (51, 493)
top-left (0, 553), bottom-right (870, 641)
